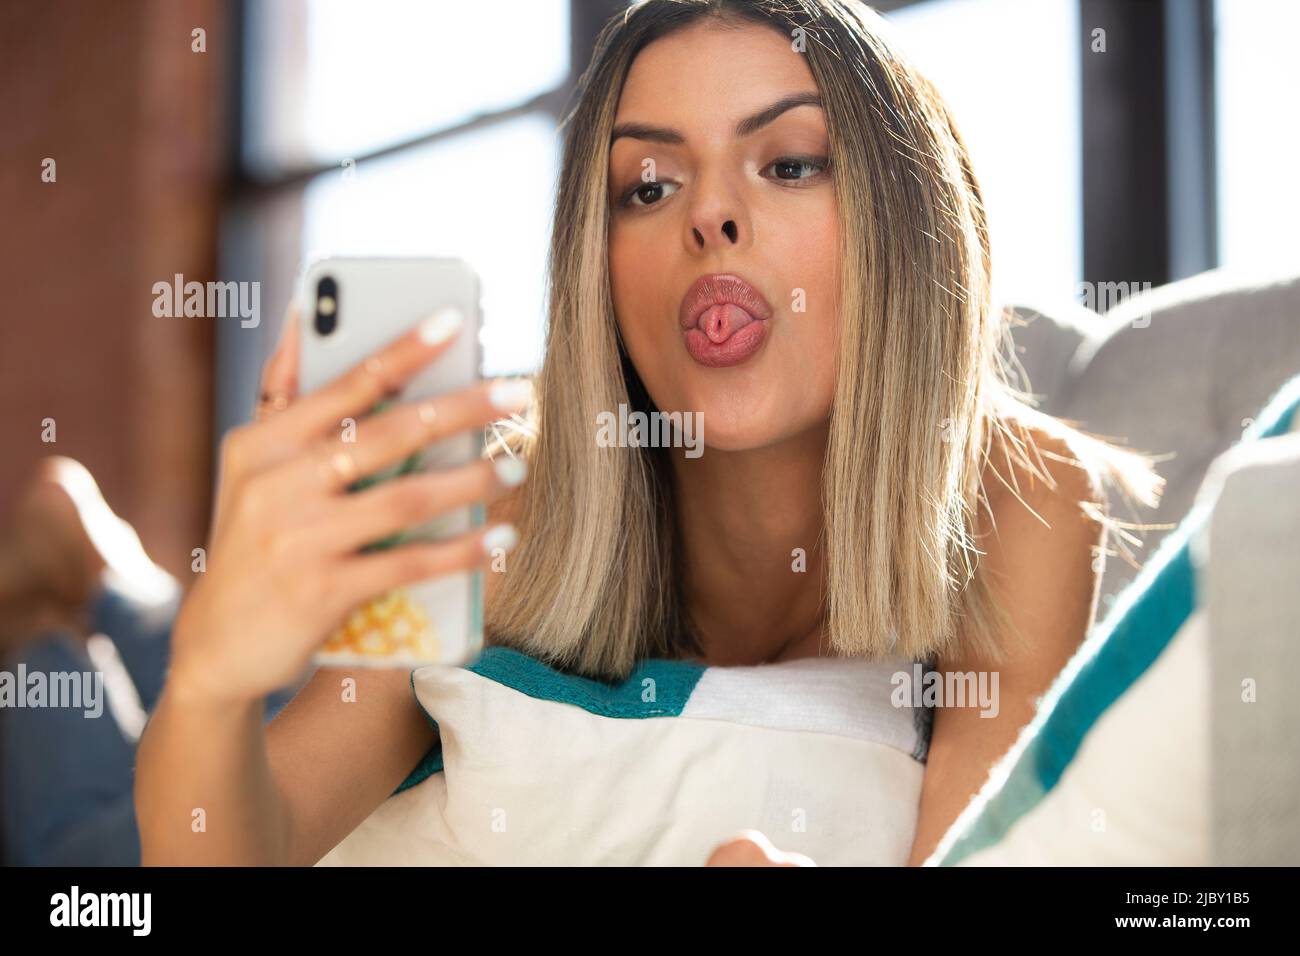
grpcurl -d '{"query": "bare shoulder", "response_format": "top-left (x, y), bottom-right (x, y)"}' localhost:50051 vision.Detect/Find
top-left (980, 409), bottom-right (1107, 547)
top-left (964, 409), bottom-right (1110, 663)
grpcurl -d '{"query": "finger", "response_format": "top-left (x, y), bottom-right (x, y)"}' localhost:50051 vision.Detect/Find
top-left (705, 835), bottom-right (771, 867)
top-left (704, 831), bottom-right (814, 866)
top-left (260, 303), bottom-right (301, 399)
top-left (254, 305), bottom-right (301, 423)
top-left (296, 378), bottom-right (533, 495)
top-left (280, 306), bottom-right (469, 436)
top-left (340, 522), bottom-right (520, 604)
top-left (703, 846), bottom-right (758, 866)
top-left (737, 830), bottom-right (812, 865)
top-left (316, 456), bottom-right (527, 556)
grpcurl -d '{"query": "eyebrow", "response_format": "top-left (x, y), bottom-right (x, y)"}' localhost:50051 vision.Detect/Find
top-left (609, 91), bottom-right (823, 146)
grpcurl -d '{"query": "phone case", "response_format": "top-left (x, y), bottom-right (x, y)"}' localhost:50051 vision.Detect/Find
top-left (297, 256), bottom-right (484, 670)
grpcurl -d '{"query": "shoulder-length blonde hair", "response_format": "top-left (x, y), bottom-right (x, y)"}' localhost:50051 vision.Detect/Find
top-left (485, 0), bottom-right (1162, 680)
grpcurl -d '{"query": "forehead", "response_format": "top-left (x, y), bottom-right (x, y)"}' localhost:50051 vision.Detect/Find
top-left (614, 19), bottom-right (819, 125)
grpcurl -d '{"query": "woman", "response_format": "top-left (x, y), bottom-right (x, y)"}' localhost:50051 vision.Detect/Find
top-left (135, 0), bottom-right (1160, 866)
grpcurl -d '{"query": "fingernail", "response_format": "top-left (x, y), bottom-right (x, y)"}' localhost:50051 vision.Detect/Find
top-left (482, 523), bottom-right (519, 554)
top-left (489, 379), bottom-right (533, 412)
top-left (493, 456), bottom-right (528, 487)
top-left (419, 306), bottom-right (464, 346)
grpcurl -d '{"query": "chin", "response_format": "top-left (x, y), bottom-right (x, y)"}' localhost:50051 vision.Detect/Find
top-left (635, 352), bottom-right (831, 454)
top-left (676, 392), bottom-right (809, 454)
top-left (690, 425), bottom-right (766, 454)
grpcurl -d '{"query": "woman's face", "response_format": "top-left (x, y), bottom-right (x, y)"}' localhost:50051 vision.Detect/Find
top-left (608, 19), bottom-right (841, 453)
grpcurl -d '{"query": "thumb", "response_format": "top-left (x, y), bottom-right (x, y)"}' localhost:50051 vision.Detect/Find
top-left (705, 830), bottom-right (817, 867)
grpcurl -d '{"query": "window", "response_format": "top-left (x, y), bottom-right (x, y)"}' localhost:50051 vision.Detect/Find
top-left (242, 1), bottom-right (569, 175)
top-left (1214, 0), bottom-right (1300, 273)
top-left (218, 0), bottom-right (573, 436)
top-left (886, 0), bottom-right (1083, 310)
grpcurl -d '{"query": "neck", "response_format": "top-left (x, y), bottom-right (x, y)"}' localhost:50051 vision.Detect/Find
top-left (667, 419), bottom-right (830, 666)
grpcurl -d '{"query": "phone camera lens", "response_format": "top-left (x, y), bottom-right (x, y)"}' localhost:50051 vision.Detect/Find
top-left (315, 276), bottom-right (338, 336)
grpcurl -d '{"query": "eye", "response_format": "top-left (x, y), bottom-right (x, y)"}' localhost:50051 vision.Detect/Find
top-left (619, 179), bottom-right (680, 209)
top-left (763, 156), bottom-right (830, 183)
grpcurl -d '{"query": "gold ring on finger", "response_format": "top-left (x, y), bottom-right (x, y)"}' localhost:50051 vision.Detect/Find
top-left (255, 390), bottom-right (291, 421)
top-left (362, 355), bottom-right (394, 400)
top-left (320, 446), bottom-right (360, 489)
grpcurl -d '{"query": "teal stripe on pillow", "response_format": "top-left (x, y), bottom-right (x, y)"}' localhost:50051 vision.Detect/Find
top-left (463, 646), bottom-right (707, 718)
top-left (392, 647), bottom-right (708, 796)
top-left (937, 374), bottom-right (1300, 865)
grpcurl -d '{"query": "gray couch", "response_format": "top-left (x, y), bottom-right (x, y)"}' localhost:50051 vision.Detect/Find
top-left (1009, 267), bottom-right (1300, 609)
top-left (1007, 266), bottom-right (1300, 865)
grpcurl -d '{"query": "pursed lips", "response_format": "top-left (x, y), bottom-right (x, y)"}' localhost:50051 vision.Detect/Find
top-left (678, 273), bottom-right (774, 333)
top-left (678, 273), bottom-right (774, 368)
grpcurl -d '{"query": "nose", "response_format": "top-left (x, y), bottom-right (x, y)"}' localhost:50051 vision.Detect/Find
top-left (690, 218), bottom-right (739, 248)
top-left (684, 173), bottom-right (747, 252)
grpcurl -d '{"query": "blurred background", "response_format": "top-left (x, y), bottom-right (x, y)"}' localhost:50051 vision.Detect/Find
top-left (2, 0), bottom-right (1297, 575)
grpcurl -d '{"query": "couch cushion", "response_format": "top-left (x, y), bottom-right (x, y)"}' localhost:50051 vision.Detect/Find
top-left (929, 375), bottom-right (1300, 866)
top-left (1006, 267), bottom-right (1300, 606)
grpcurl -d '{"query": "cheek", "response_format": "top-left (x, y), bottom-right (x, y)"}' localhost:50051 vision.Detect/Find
top-left (775, 202), bottom-right (840, 411)
top-left (609, 232), bottom-right (655, 351)
top-left (609, 226), bottom-right (678, 393)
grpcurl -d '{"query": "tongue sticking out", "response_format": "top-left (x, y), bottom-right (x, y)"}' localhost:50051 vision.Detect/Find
top-left (699, 303), bottom-right (757, 344)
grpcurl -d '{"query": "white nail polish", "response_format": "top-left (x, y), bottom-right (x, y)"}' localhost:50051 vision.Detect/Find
top-left (482, 523), bottom-right (519, 554)
top-left (419, 306), bottom-right (464, 346)
top-left (489, 379), bottom-right (533, 412)
top-left (494, 456), bottom-right (528, 487)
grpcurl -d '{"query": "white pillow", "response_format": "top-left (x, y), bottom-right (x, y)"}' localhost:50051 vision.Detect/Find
top-left (317, 649), bottom-right (930, 866)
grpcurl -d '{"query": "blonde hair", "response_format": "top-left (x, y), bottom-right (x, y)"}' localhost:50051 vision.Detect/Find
top-left (485, 0), bottom-right (1163, 680)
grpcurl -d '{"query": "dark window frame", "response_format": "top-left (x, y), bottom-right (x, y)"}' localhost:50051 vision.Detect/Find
top-left (1080, 0), bottom-right (1218, 294)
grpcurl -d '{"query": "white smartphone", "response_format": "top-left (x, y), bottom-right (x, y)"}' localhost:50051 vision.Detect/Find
top-left (297, 255), bottom-right (484, 669)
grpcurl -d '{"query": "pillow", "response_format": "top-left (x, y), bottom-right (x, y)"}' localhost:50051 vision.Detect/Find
top-left (929, 374), bottom-right (1300, 865)
top-left (317, 648), bottom-right (931, 866)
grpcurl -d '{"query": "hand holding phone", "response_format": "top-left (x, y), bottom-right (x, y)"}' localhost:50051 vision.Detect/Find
top-left (166, 264), bottom-right (531, 706)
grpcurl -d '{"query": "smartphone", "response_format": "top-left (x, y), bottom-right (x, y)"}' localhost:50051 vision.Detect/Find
top-left (297, 256), bottom-right (484, 669)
